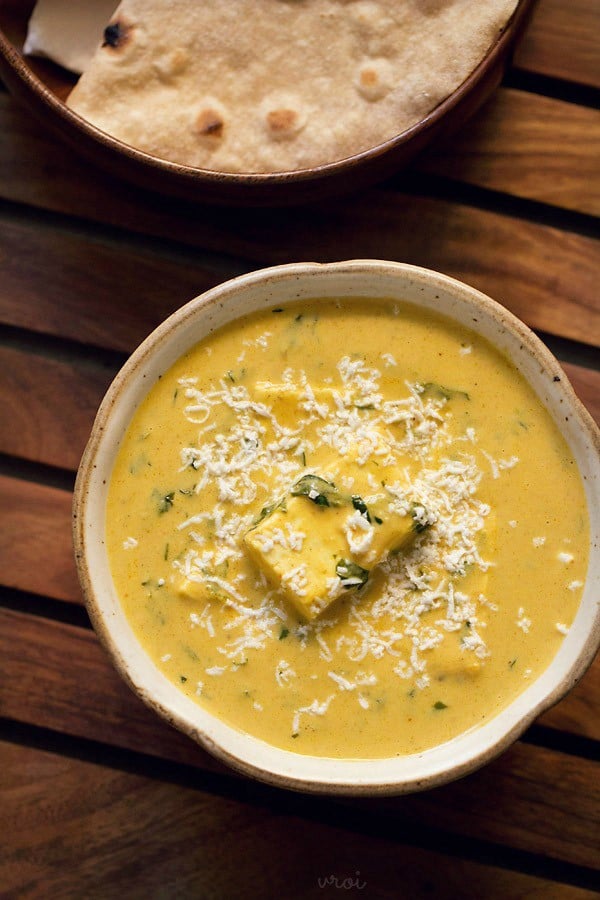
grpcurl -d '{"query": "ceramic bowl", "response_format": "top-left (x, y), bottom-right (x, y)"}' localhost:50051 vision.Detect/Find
top-left (0, 1), bottom-right (534, 205)
top-left (73, 260), bottom-right (600, 794)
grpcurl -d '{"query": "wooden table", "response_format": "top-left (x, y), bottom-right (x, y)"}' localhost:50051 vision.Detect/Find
top-left (1, 2), bottom-right (599, 897)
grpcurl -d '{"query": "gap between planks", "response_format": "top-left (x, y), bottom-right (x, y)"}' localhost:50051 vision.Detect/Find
top-left (0, 721), bottom-right (599, 895)
top-left (0, 743), bottom-right (593, 900)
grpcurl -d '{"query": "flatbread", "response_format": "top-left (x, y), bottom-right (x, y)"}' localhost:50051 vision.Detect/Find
top-left (66, 0), bottom-right (519, 174)
top-left (24, 0), bottom-right (118, 75)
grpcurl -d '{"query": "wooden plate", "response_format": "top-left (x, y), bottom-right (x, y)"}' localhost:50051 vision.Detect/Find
top-left (0, 0), bottom-right (535, 206)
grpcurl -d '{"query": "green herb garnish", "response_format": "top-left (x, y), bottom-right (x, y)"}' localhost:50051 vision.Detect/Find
top-left (421, 382), bottom-right (470, 402)
top-left (433, 700), bottom-right (448, 710)
top-left (291, 474), bottom-right (344, 508)
top-left (351, 495), bottom-right (371, 523)
top-left (336, 559), bottom-right (369, 589)
top-left (250, 496), bottom-right (287, 529)
top-left (279, 628), bottom-right (290, 640)
top-left (158, 492), bottom-right (175, 514)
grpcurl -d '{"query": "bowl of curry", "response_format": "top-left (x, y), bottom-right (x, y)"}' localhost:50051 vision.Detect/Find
top-left (73, 260), bottom-right (600, 794)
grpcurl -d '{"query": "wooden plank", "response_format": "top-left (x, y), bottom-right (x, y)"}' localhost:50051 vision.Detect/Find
top-left (0, 607), bottom-right (212, 771)
top-left (514, 0), bottom-right (600, 90)
top-left (0, 216), bottom-right (233, 354)
top-left (357, 741), bottom-right (600, 872)
top-left (0, 345), bottom-right (113, 470)
top-left (0, 211), bottom-right (599, 358)
top-left (2, 743), bottom-right (596, 900)
top-left (0, 94), bottom-right (598, 347)
top-left (419, 89), bottom-right (600, 215)
top-left (0, 606), bottom-right (599, 871)
top-left (0, 476), bottom-right (80, 604)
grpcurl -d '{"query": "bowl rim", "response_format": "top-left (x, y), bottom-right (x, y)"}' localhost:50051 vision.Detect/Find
top-left (0, 0), bottom-right (534, 186)
top-left (73, 260), bottom-right (600, 795)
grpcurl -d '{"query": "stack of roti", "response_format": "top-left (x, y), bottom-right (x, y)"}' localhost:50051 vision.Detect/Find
top-left (34, 0), bottom-right (520, 173)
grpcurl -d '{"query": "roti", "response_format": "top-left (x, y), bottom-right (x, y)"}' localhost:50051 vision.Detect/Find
top-left (66, 0), bottom-right (519, 174)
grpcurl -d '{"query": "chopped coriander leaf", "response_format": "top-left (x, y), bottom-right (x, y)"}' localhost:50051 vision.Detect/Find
top-left (433, 700), bottom-right (448, 710)
top-left (291, 474), bottom-right (344, 507)
top-left (157, 492), bottom-right (175, 514)
top-left (374, 516), bottom-right (383, 525)
top-left (351, 495), bottom-right (371, 522)
top-left (421, 382), bottom-right (470, 402)
top-left (336, 559), bottom-right (369, 588)
top-left (179, 675), bottom-right (188, 683)
top-left (250, 497), bottom-right (286, 529)
top-left (279, 628), bottom-right (290, 640)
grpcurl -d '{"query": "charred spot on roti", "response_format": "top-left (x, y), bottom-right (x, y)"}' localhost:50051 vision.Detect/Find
top-left (102, 20), bottom-right (134, 51)
top-left (264, 101), bottom-right (307, 141)
top-left (195, 106), bottom-right (226, 140)
top-left (355, 59), bottom-right (393, 101)
top-left (268, 109), bottom-right (297, 134)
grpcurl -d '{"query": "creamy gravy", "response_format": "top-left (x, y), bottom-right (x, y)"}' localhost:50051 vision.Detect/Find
top-left (106, 299), bottom-right (588, 757)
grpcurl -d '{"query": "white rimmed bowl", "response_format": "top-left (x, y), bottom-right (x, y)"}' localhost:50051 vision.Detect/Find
top-left (73, 261), bottom-right (600, 795)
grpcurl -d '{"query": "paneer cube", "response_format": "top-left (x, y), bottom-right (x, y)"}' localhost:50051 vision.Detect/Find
top-left (244, 438), bottom-right (420, 619)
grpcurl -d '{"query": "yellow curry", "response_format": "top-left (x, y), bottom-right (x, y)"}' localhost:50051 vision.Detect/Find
top-left (106, 299), bottom-right (588, 757)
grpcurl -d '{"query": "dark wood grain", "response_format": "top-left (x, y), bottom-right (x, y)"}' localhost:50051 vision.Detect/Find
top-left (0, 215), bottom-right (234, 354)
top-left (1, 605), bottom-right (599, 868)
top-left (1, 210), bottom-right (599, 358)
top-left (514, 0), bottom-right (600, 89)
top-left (0, 94), bottom-right (599, 347)
top-left (419, 89), bottom-right (600, 215)
top-left (357, 741), bottom-right (600, 871)
top-left (0, 345), bottom-right (113, 470)
top-left (0, 476), bottom-right (79, 603)
top-left (0, 2), bottom-right (598, 892)
top-left (2, 741), bottom-right (597, 900)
